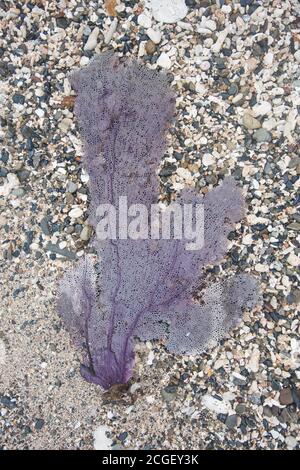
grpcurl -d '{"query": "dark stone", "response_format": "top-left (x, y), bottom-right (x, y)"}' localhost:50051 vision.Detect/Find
top-left (225, 414), bottom-right (238, 429)
top-left (279, 388), bottom-right (293, 406)
top-left (12, 94), bottom-right (25, 105)
top-left (56, 17), bottom-right (70, 28)
top-left (118, 432), bottom-right (128, 442)
top-left (34, 419), bottom-right (45, 430)
top-left (46, 242), bottom-right (77, 260)
top-left (263, 405), bottom-right (273, 418)
top-left (17, 169), bottom-right (30, 182)
top-left (1, 149), bottom-right (9, 163)
top-left (40, 216), bottom-right (51, 236)
top-left (0, 395), bottom-right (17, 408)
top-left (0, 167), bottom-right (8, 177)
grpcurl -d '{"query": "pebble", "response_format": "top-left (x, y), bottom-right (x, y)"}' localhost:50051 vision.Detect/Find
top-left (225, 414), bottom-right (238, 430)
top-left (80, 225), bottom-right (93, 242)
top-left (0, 173), bottom-right (19, 197)
top-left (84, 27), bottom-right (99, 51)
top-left (285, 436), bottom-right (298, 449)
top-left (279, 388), bottom-right (293, 406)
top-left (66, 181), bottom-right (78, 194)
top-left (138, 13), bottom-right (152, 29)
top-left (202, 395), bottom-right (232, 414)
top-left (145, 40), bottom-right (156, 55)
top-left (157, 53), bottom-right (171, 69)
top-left (243, 113), bottom-right (261, 129)
top-left (150, 0), bottom-right (187, 24)
top-left (46, 243), bottom-right (76, 260)
top-left (287, 253), bottom-right (300, 267)
top-left (294, 50), bottom-right (300, 63)
top-left (247, 349), bottom-right (260, 373)
top-left (0, 339), bottom-right (6, 365)
top-left (146, 28), bottom-right (161, 44)
top-left (104, 19), bottom-right (118, 45)
top-left (202, 153), bottom-right (215, 166)
top-left (69, 207), bottom-right (83, 219)
top-left (93, 425), bottom-right (113, 450)
top-left (253, 101), bottom-right (272, 117)
top-left (253, 128), bottom-right (271, 143)
top-left (161, 385), bottom-right (177, 402)
top-left (200, 61), bottom-right (210, 71)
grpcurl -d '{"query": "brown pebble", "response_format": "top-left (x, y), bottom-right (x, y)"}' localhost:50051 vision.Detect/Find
top-left (279, 388), bottom-right (293, 406)
top-left (145, 40), bottom-right (156, 55)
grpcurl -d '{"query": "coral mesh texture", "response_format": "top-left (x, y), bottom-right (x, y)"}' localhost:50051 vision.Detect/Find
top-left (58, 53), bottom-right (258, 390)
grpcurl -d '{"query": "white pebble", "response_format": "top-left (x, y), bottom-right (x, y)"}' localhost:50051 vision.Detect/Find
top-left (104, 18), bottom-right (118, 45)
top-left (202, 153), bottom-right (214, 166)
top-left (255, 263), bottom-right (268, 273)
top-left (150, 0), bottom-right (187, 24)
top-left (146, 27), bottom-right (161, 44)
top-left (80, 56), bottom-right (89, 66)
top-left (294, 50), bottom-right (300, 63)
top-left (138, 13), bottom-right (152, 29)
top-left (35, 108), bottom-right (45, 118)
top-left (247, 349), bottom-right (260, 373)
top-left (287, 253), bottom-right (300, 267)
top-left (200, 61), bottom-right (210, 71)
top-left (0, 173), bottom-right (19, 197)
top-left (202, 19), bottom-right (216, 31)
top-left (84, 27), bottom-right (99, 51)
top-left (253, 101), bottom-right (272, 117)
top-left (157, 52), bottom-right (171, 69)
top-left (69, 207), bottom-right (83, 219)
top-left (202, 395), bottom-right (232, 414)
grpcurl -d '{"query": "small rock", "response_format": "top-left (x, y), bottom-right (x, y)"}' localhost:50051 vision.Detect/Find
top-left (285, 436), bottom-right (298, 449)
top-left (138, 13), bottom-right (152, 29)
top-left (294, 50), bottom-right (300, 63)
top-left (243, 113), bottom-right (261, 130)
top-left (93, 425), bottom-right (113, 450)
top-left (17, 169), bottom-right (30, 182)
top-left (59, 117), bottom-right (72, 133)
top-left (253, 128), bottom-right (271, 143)
top-left (228, 83), bottom-right (239, 96)
top-left (202, 153), bottom-right (214, 166)
top-left (247, 349), bottom-right (260, 373)
top-left (46, 243), bottom-right (77, 260)
top-left (84, 27), bottom-right (99, 51)
top-left (279, 388), bottom-right (293, 406)
top-left (35, 419), bottom-right (45, 430)
top-left (202, 19), bottom-right (216, 31)
top-left (104, 18), bottom-right (118, 45)
top-left (66, 181), bottom-right (78, 194)
top-left (146, 28), bottom-right (161, 44)
top-left (69, 207), bottom-right (83, 219)
top-left (287, 253), bottom-right (300, 267)
top-left (12, 93), bottom-right (25, 104)
top-left (288, 222), bottom-right (300, 231)
top-left (200, 61), bottom-right (210, 71)
top-left (40, 216), bottom-right (51, 236)
top-left (225, 414), bottom-right (238, 430)
top-left (150, 0), bottom-right (187, 24)
top-left (161, 385), bottom-right (178, 402)
top-left (202, 395), bottom-right (232, 414)
top-left (0, 339), bottom-right (6, 366)
top-left (253, 101), bottom-right (272, 117)
top-left (157, 52), bottom-right (171, 69)
top-left (145, 40), bottom-right (156, 55)
top-left (0, 173), bottom-right (19, 197)
top-left (80, 225), bottom-right (93, 242)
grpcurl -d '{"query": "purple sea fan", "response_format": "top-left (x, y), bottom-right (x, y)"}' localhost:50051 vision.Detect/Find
top-left (58, 53), bottom-right (259, 390)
